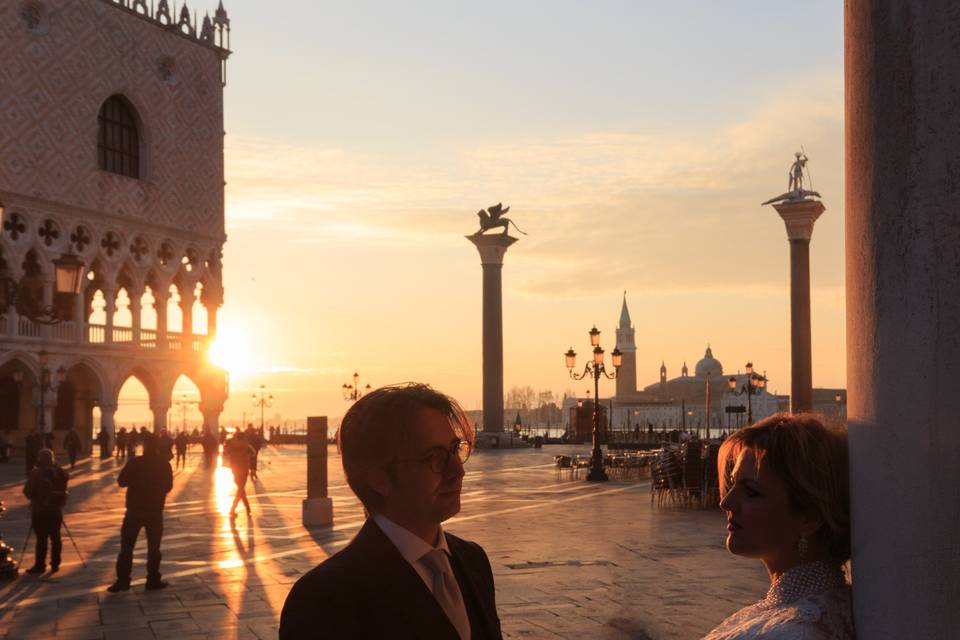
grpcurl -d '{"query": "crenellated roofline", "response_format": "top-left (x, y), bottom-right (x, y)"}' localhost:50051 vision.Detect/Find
top-left (99, 0), bottom-right (232, 57)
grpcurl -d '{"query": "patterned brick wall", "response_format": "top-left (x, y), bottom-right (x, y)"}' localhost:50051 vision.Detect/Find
top-left (0, 0), bottom-right (226, 240)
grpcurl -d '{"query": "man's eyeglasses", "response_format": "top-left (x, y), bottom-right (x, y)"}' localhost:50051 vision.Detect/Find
top-left (397, 439), bottom-right (472, 474)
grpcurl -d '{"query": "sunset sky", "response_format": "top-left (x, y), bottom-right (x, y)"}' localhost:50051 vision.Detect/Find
top-left (119, 0), bottom-right (846, 427)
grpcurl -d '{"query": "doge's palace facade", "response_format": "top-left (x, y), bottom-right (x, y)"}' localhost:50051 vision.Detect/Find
top-left (0, 0), bottom-right (232, 452)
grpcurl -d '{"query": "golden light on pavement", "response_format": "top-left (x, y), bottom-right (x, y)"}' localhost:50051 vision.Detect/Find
top-left (214, 449), bottom-right (236, 516)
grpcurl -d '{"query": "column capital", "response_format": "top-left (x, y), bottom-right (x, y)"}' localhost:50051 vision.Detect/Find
top-left (466, 233), bottom-right (518, 266)
top-left (772, 199), bottom-right (826, 242)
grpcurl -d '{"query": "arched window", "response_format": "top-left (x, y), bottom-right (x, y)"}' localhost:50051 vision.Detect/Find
top-left (97, 95), bottom-right (140, 179)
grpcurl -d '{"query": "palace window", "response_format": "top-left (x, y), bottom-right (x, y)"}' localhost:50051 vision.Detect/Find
top-left (97, 95), bottom-right (141, 179)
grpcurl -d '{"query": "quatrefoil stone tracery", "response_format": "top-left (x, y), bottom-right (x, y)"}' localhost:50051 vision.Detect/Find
top-left (38, 219), bottom-right (60, 247)
top-left (131, 237), bottom-right (149, 262)
top-left (3, 213), bottom-right (27, 241)
top-left (70, 226), bottom-right (92, 252)
top-left (101, 232), bottom-right (121, 257)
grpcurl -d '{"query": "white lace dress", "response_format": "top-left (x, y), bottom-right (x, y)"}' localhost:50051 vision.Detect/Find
top-left (703, 560), bottom-right (854, 640)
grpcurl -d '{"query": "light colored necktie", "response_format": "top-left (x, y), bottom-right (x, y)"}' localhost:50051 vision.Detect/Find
top-left (420, 548), bottom-right (471, 640)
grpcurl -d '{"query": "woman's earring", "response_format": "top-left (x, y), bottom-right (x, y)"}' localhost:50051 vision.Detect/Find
top-left (797, 534), bottom-right (809, 564)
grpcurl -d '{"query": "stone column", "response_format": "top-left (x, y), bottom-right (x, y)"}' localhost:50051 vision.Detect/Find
top-left (772, 199), bottom-right (824, 413)
top-left (154, 290), bottom-right (169, 350)
top-left (846, 2), bottom-right (960, 637)
top-left (129, 290), bottom-right (142, 345)
top-left (206, 304), bottom-right (218, 340)
top-left (103, 287), bottom-right (116, 345)
top-left (466, 233), bottom-right (518, 436)
top-left (302, 416), bottom-right (333, 526)
top-left (99, 401), bottom-right (117, 459)
top-left (151, 401), bottom-right (170, 432)
top-left (179, 289), bottom-right (195, 337)
top-left (201, 407), bottom-right (221, 435)
top-left (40, 276), bottom-right (54, 341)
top-left (73, 286), bottom-right (85, 344)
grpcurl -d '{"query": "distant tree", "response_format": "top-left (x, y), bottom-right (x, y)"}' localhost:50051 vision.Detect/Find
top-left (505, 386), bottom-right (536, 410)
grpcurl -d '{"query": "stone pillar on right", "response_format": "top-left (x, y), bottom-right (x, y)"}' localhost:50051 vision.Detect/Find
top-left (846, 1), bottom-right (960, 637)
top-left (302, 416), bottom-right (333, 527)
top-left (772, 198), bottom-right (824, 414)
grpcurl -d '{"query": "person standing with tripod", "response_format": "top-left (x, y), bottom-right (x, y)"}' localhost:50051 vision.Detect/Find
top-left (22, 448), bottom-right (68, 574)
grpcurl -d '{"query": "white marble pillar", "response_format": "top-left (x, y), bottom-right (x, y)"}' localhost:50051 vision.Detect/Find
top-left (846, 1), bottom-right (960, 636)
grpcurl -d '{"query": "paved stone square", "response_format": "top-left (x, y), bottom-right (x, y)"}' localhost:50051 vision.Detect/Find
top-left (0, 445), bottom-right (767, 639)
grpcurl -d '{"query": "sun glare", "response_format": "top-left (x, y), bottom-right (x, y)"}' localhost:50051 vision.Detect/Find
top-left (207, 326), bottom-right (252, 377)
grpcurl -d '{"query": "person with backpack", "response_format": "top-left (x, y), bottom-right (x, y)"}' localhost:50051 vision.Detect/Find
top-left (64, 428), bottom-right (82, 469)
top-left (22, 448), bottom-right (69, 574)
top-left (108, 434), bottom-right (173, 592)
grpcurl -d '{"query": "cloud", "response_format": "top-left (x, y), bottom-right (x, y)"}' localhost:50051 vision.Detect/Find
top-left (224, 71), bottom-right (843, 293)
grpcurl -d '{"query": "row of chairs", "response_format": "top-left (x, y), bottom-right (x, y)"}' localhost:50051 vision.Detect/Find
top-left (650, 440), bottom-right (721, 508)
top-left (554, 451), bottom-right (656, 481)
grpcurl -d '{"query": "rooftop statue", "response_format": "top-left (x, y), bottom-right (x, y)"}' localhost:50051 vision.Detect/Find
top-left (762, 151), bottom-right (822, 206)
top-left (474, 203), bottom-right (527, 235)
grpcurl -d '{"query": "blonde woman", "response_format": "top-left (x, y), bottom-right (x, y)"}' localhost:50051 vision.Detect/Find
top-left (704, 414), bottom-right (853, 640)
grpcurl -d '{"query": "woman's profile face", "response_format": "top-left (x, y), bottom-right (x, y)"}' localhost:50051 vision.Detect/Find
top-left (719, 449), bottom-right (807, 564)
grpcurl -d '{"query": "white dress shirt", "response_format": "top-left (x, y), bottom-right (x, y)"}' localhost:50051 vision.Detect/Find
top-left (373, 514), bottom-right (471, 639)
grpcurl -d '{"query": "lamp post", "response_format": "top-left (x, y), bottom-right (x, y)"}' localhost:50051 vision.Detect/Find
top-left (727, 362), bottom-right (767, 426)
top-left (251, 385), bottom-right (273, 431)
top-left (36, 351), bottom-right (65, 435)
top-left (174, 394), bottom-right (200, 432)
top-left (564, 325), bottom-right (622, 482)
top-left (0, 202), bottom-right (86, 325)
top-left (341, 372), bottom-right (371, 403)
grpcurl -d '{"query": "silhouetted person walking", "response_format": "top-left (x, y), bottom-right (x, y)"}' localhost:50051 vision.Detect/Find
top-left (108, 434), bottom-right (173, 592)
top-left (23, 449), bottom-right (69, 574)
top-left (158, 429), bottom-right (174, 462)
top-left (115, 428), bottom-right (127, 459)
top-left (64, 428), bottom-right (82, 469)
top-left (225, 432), bottom-right (255, 518)
top-left (174, 431), bottom-right (188, 469)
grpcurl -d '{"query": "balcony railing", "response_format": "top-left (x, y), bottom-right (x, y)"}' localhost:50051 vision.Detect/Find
top-left (3, 320), bottom-right (208, 353)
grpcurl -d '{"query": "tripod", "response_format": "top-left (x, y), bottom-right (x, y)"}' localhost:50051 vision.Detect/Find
top-left (19, 515), bottom-right (87, 570)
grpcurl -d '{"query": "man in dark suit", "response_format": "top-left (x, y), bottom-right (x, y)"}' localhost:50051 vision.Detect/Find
top-left (280, 384), bottom-right (502, 640)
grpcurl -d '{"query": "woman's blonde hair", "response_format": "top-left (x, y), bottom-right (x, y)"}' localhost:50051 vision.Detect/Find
top-left (718, 413), bottom-right (850, 561)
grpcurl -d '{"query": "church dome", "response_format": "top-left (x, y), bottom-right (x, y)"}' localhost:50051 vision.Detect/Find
top-left (695, 345), bottom-right (723, 378)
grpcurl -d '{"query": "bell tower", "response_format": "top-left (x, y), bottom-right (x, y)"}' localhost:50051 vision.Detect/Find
top-left (615, 292), bottom-right (637, 399)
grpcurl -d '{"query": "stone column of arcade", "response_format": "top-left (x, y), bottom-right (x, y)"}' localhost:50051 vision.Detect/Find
top-left (99, 401), bottom-right (117, 458)
top-left (466, 231), bottom-right (518, 443)
top-left (302, 416), bottom-right (333, 526)
top-left (772, 199), bottom-right (824, 414)
top-left (151, 401), bottom-right (170, 433)
top-left (846, 1), bottom-right (960, 636)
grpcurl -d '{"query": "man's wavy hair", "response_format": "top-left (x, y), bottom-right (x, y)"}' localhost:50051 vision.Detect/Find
top-left (718, 413), bottom-right (851, 562)
top-left (338, 383), bottom-right (474, 511)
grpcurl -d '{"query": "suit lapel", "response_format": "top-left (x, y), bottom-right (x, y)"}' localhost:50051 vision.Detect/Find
top-left (352, 519), bottom-right (460, 640)
top-left (447, 534), bottom-right (498, 639)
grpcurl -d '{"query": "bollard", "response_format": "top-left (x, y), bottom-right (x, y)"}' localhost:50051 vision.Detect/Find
top-left (302, 416), bottom-right (334, 527)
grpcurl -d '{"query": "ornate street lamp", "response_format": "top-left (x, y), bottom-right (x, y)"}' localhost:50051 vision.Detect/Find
top-left (175, 394), bottom-right (200, 432)
top-left (564, 327), bottom-right (622, 482)
top-left (342, 371), bottom-right (371, 403)
top-left (0, 202), bottom-right (86, 325)
top-left (727, 361), bottom-right (767, 426)
top-left (251, 384), bottom-right (274, 431)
